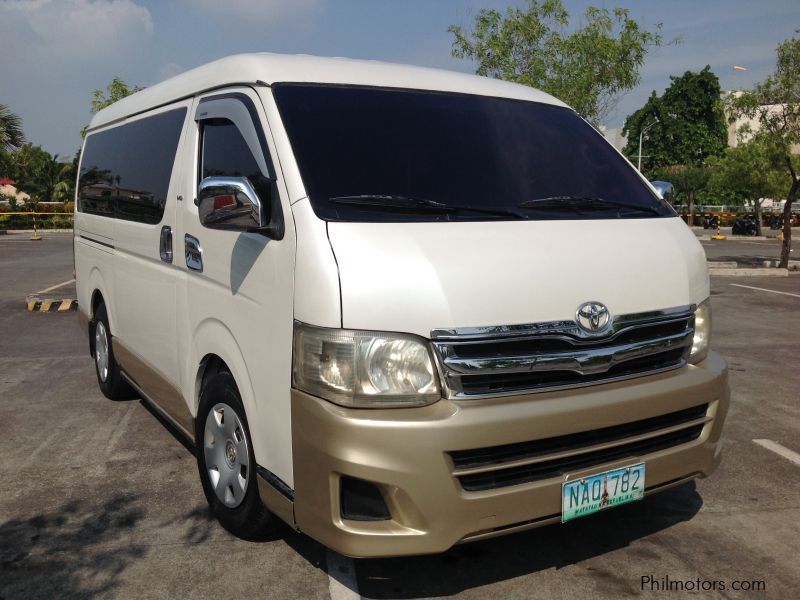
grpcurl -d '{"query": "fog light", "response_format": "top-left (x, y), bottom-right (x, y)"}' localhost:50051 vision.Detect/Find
top-left (340, 476), bottom-right (390, 521)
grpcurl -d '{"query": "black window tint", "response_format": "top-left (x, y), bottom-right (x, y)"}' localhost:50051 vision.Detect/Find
top-left (200, 119), bottom-right (271, 201)
top-left (79, 108), bottom-right (186, 224)
top-left (272, 84), bottom-right (675, 222)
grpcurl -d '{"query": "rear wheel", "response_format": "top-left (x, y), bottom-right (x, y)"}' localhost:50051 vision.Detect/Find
top-left (92, 302), bottom-right (135, 400)
top-left (195, 371), bottom-right (276, 540)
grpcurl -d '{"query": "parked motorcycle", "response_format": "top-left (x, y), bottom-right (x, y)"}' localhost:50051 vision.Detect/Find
top-left (703, 215), bottom-right (720, 230)
top-left (770, 216), bottom-right (784, 230)
top-left (732, 215), bottom-right (758, 236)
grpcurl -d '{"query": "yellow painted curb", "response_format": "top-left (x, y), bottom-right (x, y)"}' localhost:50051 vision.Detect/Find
top-left (25, 295), bottom-right (78, 312)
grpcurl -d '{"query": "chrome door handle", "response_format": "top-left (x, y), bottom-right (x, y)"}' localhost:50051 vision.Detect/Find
top-left (185, 234), bottom-right (203, 272)
top-left (159, 226), bottom-right (173, 263)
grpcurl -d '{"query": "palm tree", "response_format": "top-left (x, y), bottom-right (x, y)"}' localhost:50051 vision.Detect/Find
top-left (0, 104), bottom-right (25, 150)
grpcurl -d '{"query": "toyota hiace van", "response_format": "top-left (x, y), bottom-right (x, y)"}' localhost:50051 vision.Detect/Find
top-left (75, 54), bottom-right (728, 557)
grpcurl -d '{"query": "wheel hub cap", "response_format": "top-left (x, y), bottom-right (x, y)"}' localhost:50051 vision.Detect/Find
top-left (203, 403), bottom-right (250, 508)
top-left (95, 321), bottom-right (109, 382)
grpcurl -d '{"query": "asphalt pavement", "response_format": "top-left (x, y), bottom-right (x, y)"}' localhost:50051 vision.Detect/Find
top-left (1, 231), bottom-right (798, 599)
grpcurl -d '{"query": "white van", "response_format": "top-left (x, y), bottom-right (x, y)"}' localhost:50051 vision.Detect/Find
top-left (75, 53), bottom-right (728, 557)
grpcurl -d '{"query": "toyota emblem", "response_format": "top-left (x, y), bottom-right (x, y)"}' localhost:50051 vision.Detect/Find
top-left (576, 301), bottom-right (611, 333)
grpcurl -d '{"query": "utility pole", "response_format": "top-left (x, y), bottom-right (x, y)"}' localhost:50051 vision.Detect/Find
top-left (637, 118), bottom-right (659, 172)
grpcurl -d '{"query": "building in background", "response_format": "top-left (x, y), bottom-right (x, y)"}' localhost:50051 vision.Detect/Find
top-left (0, 178), bottom-right (30, 203)
top-left (599, 126), bottom-right (627, 154)
top-left (723, 91), bottom-right (800, 152)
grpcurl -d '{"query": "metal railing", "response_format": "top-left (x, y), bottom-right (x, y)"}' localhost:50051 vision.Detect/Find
top-left (0, 212), bottom-right (74, 230)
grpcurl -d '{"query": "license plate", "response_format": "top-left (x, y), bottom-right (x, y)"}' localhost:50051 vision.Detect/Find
top-left (562, 463), bottom-right (645, 522)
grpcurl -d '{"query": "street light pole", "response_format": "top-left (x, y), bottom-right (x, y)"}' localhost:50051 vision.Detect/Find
top-left (637, 118), bottom-right (659, 172)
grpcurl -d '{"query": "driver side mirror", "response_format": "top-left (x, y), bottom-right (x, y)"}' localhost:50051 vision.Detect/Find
top-left (196, 176), bottom-right (283, 238)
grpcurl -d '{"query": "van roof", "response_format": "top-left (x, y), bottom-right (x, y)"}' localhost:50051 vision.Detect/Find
top-left (88, 52), bottom-right (569, 130)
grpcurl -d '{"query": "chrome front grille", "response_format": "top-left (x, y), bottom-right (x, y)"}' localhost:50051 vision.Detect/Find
top-left (431, 305), bottom-right (695, 398)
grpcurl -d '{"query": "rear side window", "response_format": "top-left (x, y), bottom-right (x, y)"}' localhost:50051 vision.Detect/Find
top-left (200, 119), bottom-right (272, 202)
top-left (79, 108), bottom-right (186, 224)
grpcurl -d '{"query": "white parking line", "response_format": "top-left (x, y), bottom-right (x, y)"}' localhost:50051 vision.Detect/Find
top-left (730, 284), bottom-right (800, 299)
top-left (326, 548), bottom-right (360, 600)
top-left (35, 279), bottom-right (74, 294)
top-left (753, 439), bottom-right (800, 466)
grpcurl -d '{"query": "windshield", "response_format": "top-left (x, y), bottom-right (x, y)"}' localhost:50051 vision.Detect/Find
top-left (272, 84), bottom-right (675, 222)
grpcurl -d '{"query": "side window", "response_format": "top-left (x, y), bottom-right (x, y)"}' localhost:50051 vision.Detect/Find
top-left (78, 108), bottom-right (186, 224)
top-left (200, 119), bottom-right (272, 202)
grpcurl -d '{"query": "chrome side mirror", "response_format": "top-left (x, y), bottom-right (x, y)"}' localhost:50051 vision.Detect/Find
top-left (197, 176), bottom-right (267, 231)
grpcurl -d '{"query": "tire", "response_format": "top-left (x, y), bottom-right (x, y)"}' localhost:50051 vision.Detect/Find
top-left (195, 371), bottom-right (276, 540)
top-left (92, 302), bottom-right (135, 400)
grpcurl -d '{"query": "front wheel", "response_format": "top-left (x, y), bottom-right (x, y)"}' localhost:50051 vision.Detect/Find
top-left (195, 371), bottom-right (276, 540)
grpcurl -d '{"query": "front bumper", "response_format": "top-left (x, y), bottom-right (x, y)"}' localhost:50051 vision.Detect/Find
top-left (291, 351), bottom-right (728, 558)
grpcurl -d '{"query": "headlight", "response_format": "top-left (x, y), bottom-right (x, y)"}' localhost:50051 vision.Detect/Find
top-left (689, 298), bottom-right (712, 363)
top-left (293, 322), bottom-right (441, 407)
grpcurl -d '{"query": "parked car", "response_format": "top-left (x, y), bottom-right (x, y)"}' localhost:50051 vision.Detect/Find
top-left (74, 53), bottom-right (728, 557)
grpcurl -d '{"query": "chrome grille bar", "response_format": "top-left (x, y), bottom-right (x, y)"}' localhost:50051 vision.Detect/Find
top-left (431, 304), bottom-right (695, 341)
top-left (442, 329), bottom-right (692, 376)
top-left (432, 305), bottom-right (695, 399)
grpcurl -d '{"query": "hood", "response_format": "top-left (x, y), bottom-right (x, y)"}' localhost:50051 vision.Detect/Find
top-left (327, 217), bottom-right (708, 339)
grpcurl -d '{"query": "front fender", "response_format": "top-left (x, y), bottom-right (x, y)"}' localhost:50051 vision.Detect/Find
top-left (189, 318), bottom-right (259, 441)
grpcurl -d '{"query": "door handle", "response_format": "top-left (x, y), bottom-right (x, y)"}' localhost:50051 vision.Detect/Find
top-left (185, 234), bottom-right (203, 272)
top-left (159, 226), bottom-right (173, 263)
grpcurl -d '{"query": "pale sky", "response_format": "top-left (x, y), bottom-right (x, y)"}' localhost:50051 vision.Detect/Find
top-left (2, 0), bottom-right (798, 158)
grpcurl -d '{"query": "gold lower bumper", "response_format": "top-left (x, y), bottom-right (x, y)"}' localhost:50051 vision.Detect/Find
top-left (290, 351), bottom-right (728, 558)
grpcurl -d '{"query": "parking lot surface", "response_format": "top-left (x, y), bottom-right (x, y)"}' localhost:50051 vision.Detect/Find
top-left (1, 232), bottom-right (799, 599)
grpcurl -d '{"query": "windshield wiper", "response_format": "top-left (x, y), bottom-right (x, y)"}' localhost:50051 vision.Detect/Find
top-left (517, 195), bottom-right (661, 216)
top-left (329, 195), bottom-right (529, 219)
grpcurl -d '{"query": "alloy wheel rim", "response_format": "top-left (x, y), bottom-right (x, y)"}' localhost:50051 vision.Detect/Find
top-left (204, 402), bottom-right (250, 508)
top-left (95, 321), bottom-right (109, 382)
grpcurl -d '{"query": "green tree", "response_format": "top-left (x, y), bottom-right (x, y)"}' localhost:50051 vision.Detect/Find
top-left (81, 76), bottom-right (143, 137)
top-left (448, 0), bottom-right (669, 124)
top-left (90, 76), bottom-right (143, 113)
top-left (0, 148), bottom-right (12, 178)
top-left (623, 66), bottom-right (728, 172)
top-left (706, 137), bottom-right (787, 235)
top-left (0, 104), bottom-right (25, 151)
top-left (726, 32), bottom-right (800, 268)
top-left (654, 164), bottom-right (709, 225)
top-left (11, 145), bottom-right (75, 206)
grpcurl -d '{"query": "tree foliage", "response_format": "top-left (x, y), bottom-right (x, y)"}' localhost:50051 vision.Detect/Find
top-left (90, 76), bottom-right (144, 113)
top-left (81, 76), bottom-right (143, 137)
top-left (623, 66), bottom-right (727, 172)
top-left (449, 0), bottom-right (669, 124)
top-left (706, 137), bottom-right (787, 235)
top-left (654, 164), bottom-right (708, 225)
top-left (726, 31), bottom-right (800, 267)
top-left (0, 104), bottom-right (25, 151)
top-left (10, 144), bottom-right (76, 205)
top-left (0, 148), bottom-right (13, 178)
